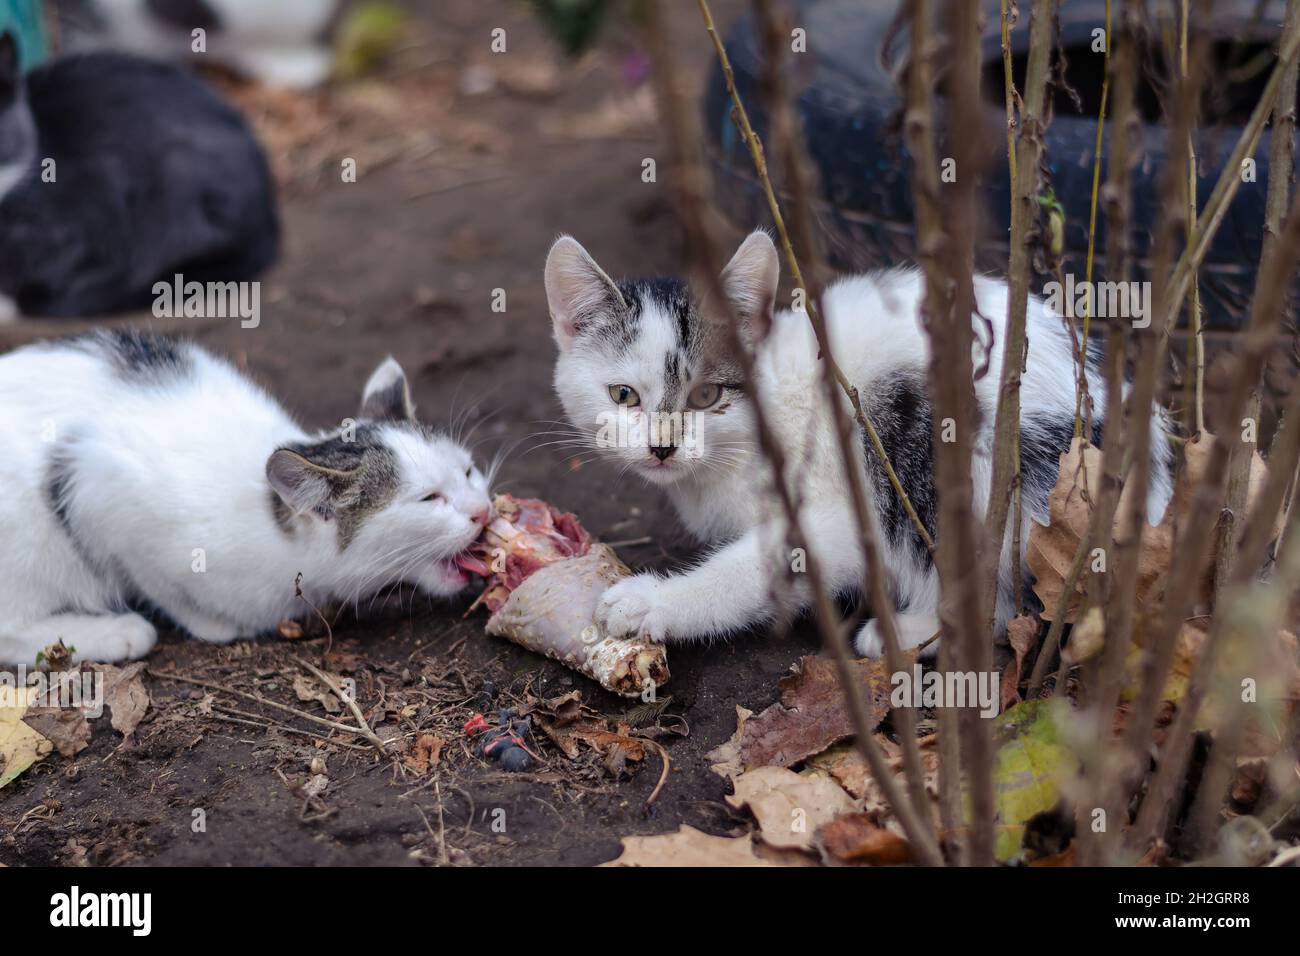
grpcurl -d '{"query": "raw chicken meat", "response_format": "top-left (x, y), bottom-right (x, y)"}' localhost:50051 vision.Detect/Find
top-left (460, 496), bottom-right (669, 698)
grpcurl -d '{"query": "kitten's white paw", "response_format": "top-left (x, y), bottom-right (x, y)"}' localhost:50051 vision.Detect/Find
top-left (854, 621), bottom-right (886, 659)
top-left (596, 574), bottom-right (671, 642)
top-left (854, 611), bottom-right (941, 660)
top-left (68, 614), bottom-right (158, 663)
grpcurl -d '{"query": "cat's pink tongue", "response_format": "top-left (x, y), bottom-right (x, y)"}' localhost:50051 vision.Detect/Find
top-left (455, 552), bottom-right (492, 576)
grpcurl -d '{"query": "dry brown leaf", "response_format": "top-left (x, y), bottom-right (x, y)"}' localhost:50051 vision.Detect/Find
top-left (816, 812), bottom-right (913, 865)
top-left (91, 663), bottom-right (149, 737)
top-left (725, 766), bottom-right (857, 852)
top-left (22, 707), bottom-right (91, 759)
top-left (1030, 435), bottom-right (1275, 624)
top-left (292, 673), bottom-right (343, 714)
top-left (403, 734), bottom-right (445, 775)
top-left (806, 743), bottom-right (875, 799)
top-left (601, 825), bottom-right (777, 867)
top-left (740, 654), bottom-right (903, 769)
top-left (705, 705), bottom-right (753, 782)
top-left (534, 716), bottom-right (645, 762)
top-left (1001, 614), bottom-right (1041, 710)
top-left (1027, 845), bottom-right (1077, 866)
top-left (806, 734), bottom-right (942, 831)
top-left (1028, 439), bottom-right (1170, 622)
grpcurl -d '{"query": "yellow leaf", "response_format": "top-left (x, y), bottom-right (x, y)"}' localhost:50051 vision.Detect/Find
top-left (0, 685), bottom-right (53, 789)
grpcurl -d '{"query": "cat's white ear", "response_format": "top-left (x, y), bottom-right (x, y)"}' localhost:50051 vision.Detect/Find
top-left (267, 450), bottom-right (341, 518)
top-left (544, 236), bottom-right (624, 350)
top-left (719, 230), bottom-right (780, 336)
top-left (361, 357), bottom-right (414, 421)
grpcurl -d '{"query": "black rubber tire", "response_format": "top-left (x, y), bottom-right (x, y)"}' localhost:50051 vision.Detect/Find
top-left (704, 0), bottom-right (1299, 330)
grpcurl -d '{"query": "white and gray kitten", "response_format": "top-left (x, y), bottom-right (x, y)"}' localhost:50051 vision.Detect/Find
top-left (546, 230), bottom-right (1173, 657)
top-left (0, 330), bottom-right (492, 665)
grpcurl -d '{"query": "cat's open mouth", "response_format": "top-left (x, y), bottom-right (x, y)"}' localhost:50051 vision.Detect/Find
top-left (454, 550), bottom-right (491, 577)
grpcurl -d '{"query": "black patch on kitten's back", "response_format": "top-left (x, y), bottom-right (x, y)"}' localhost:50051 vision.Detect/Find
top-left (104, 329), bottom-right (193, 379)
top-left (863, 372), bottom-right (938, 571)
top-left (865, 368), bottom-right (1109, 589)
top-left (1019, 413), bottom-right (1104, 515)
top-left (62, 329), bottom-right (195, 382)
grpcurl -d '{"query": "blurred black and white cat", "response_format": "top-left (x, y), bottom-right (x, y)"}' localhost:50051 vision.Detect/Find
top-left (0, 35), bottom-right (278, 319)
top-left (52, 0), bottom-right (340, 88)
top-left (545, 231), bottom-right (1174, 657)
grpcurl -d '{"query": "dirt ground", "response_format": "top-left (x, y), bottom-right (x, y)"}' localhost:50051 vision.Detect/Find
top-left (0, 0), bottom-right (840, 867)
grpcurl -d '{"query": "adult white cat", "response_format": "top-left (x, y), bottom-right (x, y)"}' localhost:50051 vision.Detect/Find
top-left (0, 330), bottom-right (492, 664)
top-left (545, 230), bottom-right (1173, 657)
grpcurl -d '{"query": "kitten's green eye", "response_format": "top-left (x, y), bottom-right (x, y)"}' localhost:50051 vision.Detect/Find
top-left (608, 384), bottom-right (640, 407)
top-left (686, 383), bottom-right (723, 409)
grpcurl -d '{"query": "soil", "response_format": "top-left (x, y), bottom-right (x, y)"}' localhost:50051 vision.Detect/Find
top-left (0, 0), bottom-right (831, 867)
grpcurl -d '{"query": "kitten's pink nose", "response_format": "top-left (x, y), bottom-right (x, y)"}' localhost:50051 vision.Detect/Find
top-left (472, 507), bottom-right (491, 526)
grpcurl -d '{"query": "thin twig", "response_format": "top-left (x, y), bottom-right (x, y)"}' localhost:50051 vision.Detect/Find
top-left (982, 0), bottom-right (1055, 636)
top-left (697, 0), bottom-right (935, 556)
top-left (149, 670), bottom-right (377, 741)
top-left (642, 738), bottom-right (671, 808)
top-left (652, 0), bottom-right (943, 865)
top-left (748, 0), bottom-right (934, 848)
top-left (294, 655), bottom-right (388, 755)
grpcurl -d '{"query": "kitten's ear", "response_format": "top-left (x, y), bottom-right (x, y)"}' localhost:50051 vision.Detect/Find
top-left (267, 450), bottom-right (350, 518)
top-left (0, 33), bottom-right (19, 106)
top-left (718, 230), bottom-right (780, 339)
top-left (360, 357), bottom-right (414, 421)
top-left (544, 235), bottom-right (625, 350)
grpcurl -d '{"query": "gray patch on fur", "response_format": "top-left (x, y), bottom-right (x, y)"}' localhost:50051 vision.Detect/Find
top-left (268, 487), bottom-right (297, 537)
top-left (57, 329), bottom-right (195, 383)
top-left (861, 372), bottom-right (937, 583)
top-left (43, 437), bottom-right (123, 590)
top-left (660, 351), bottom-right (684, 410)
top-left (45, 442), bottom-right (90, 559)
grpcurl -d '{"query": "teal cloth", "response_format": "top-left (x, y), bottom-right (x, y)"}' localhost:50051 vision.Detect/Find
top-left (0, 0), bottom-right (46, 70)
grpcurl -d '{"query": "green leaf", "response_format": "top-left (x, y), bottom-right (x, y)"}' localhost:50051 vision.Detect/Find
top-left (334, 1), bottom-right (408, 79)
top-left (990, 699), bottom-right (1074, 862)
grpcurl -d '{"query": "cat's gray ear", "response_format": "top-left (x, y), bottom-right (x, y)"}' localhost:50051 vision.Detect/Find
top-left (544, 235), bottom-right (625, 349)
top-left (267, 450), bottom-right (349, 518)
top-left (360, 357), bottom-right (414, 421)
top-left (718, 230), bottom-right (780, 339)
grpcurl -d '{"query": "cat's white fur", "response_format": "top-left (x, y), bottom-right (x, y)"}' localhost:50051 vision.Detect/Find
top-left (547, 231), bottom-right (1173, 657)
top-left (77, 0), bottom-right (339, 88)
top-left (0, 333), bottom-right (491, 665)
